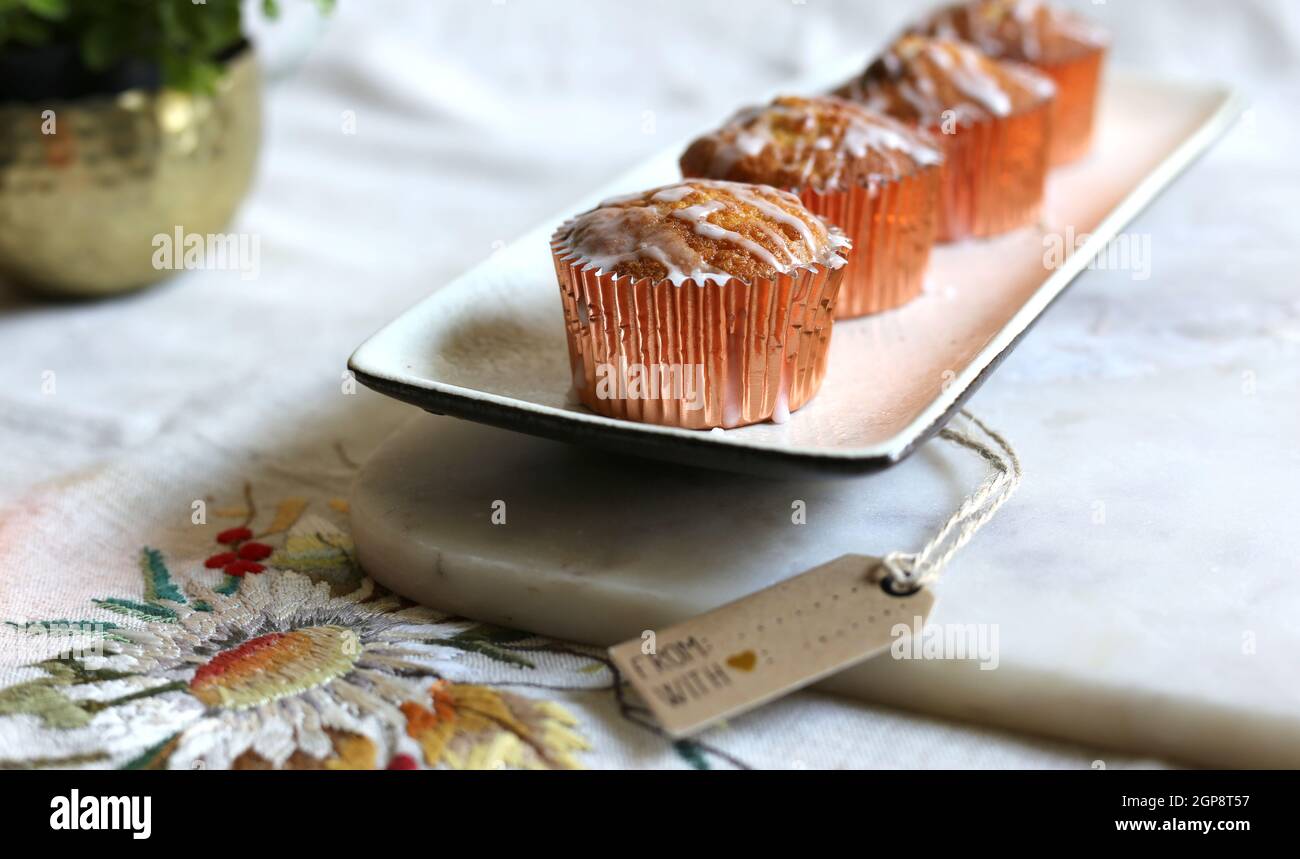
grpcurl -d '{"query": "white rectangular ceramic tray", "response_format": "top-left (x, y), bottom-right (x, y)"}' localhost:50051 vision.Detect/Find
top-left (350, 70), bottom-right (1244, 476)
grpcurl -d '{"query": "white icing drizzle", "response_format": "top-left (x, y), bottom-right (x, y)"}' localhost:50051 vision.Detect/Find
top-left (670, 201), bottom-right (726, 222)
top-left (895, 79), bottom-right (934, 120)
top-left (1012, 1), bottom-right (1042, 63)
top-left (924, 0), bottom-right (1108, 64)
top-left (650, 185), bottom-right (696, 203)
top-left (691, 97), bottom-right (941, 191)
top-left (561, 206), bottom-right (729, 285)
top-left (739, 191), bottom-right (818, 252)
top-left (929, 39), bottom-right (1013, 116)
top-left (843, 118), bottom-right (943, 166)
top-left (692, 220), bottom-right (786, 272)
top-left (557, 179), bottom-right (847, 285)
top-left (854, 36), bottom-right (1052, 123)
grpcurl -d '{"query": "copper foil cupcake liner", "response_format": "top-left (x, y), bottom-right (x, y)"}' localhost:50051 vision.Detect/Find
top-left (932, 99), bottom-right (1052, 242)
top-left (1039, 48), bottom-right (1106, 165)
top-left (551, 244), bottom-right (846, 430)
top-left (800, 165), bottom-right (940, 318)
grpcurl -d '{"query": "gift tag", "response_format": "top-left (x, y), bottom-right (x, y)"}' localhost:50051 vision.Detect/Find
top-left (608, 554), bottom-right (935, 738)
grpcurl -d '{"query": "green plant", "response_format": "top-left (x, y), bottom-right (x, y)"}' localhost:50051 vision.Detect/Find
top-left (0, 0), bottom-right (334, 92)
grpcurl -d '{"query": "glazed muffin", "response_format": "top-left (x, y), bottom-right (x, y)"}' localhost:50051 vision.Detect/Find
top-left (836, 35), bottom-right (1055, 242)
top-left (680, 95), bottom-right (942, 318)
top-left (551, 179), bottom-right (851, 429)
top-left (916, 0), bottom-right (1109, 165)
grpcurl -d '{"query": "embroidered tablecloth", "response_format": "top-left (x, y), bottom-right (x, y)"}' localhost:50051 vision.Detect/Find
top-left (0, 458), bottom-right (1166, 770)
top-left (1, 0), bottom-right (1289, 769)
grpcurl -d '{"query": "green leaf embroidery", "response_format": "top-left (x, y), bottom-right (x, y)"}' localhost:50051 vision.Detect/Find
top-left (432, 637), bottom-right (535, 669)
top-left (35, 657), bottom-right (135, 685)
top-left (121, 733), bottom-right (179, 770)
top-left (452, 624), bottom-right (532, 644)
top-left (0, 677), bottom-right (92, 729)
top-left (140, 547), bottom-right (185, 605)
top-left (213, 574), bottom-right (241, 596)
top-left (93, 598), bottom-right (178, 623)
top-left (268, 516), bottom-right (362, 595)
top-left (673, 740), bottom-right (711, 771)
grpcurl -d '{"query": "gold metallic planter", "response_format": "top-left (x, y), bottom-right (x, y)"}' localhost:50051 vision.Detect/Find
top-left (0, 48), bottom-right (261, 297)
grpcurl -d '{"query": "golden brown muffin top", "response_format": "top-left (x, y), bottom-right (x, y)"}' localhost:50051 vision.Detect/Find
top-left (835, 35), bottom-right (1055, 127)
top-left (554, 179), bottom-right (849, 285)
top-left (679, 95), bottom-right (942, 194)
top-left (916, 0), bottom-right (1109, 65)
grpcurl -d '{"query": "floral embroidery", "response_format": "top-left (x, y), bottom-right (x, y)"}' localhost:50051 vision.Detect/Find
top-left (401, 681), bottom-right (585, 769)
top-left (0, 487), bottom-right (749, 770)
top-left (0, 491), bottom-right (590, 770)
top-left (201, 490), bottom-right (316, 582)
top-left (3, 557), bottom-right (588, 770)
top-left (204, 526), bottom-right (273, 577)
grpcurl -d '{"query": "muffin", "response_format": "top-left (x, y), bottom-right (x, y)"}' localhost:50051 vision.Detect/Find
top-left (680, 95), bottom-right (942, 318)
top-left (915, 0), bottom-right (1109, 164)
top-left (836, 35), bottom-right (1055, 242)
top-left (551, 179), bottom-right (851, 429)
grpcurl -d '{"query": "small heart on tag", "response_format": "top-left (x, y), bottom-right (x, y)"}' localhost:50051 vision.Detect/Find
top-left (726, 650), bottom-right (757, 672)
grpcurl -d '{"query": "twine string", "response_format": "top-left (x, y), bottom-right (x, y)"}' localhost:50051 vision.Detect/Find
top-left (882, 410), bottom-right (1022, 593)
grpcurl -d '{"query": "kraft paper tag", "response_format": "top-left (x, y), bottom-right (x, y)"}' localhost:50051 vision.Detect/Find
top-left (608, 554), bottom-right (935, 738)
